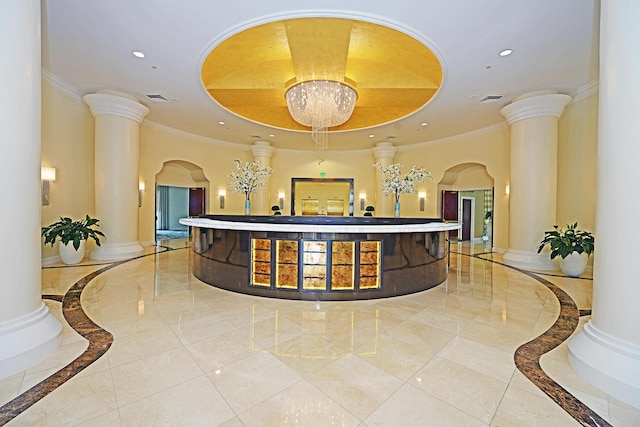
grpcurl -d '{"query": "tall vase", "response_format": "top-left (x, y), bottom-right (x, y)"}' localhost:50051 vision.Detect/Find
top-left (245, 199), bottom-right (251, 215)
top-left (394, 202), bottom-right (400, 218)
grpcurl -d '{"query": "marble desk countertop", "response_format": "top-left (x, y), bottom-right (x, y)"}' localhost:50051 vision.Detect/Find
top-left (180, 216), bottom-right (461, 234)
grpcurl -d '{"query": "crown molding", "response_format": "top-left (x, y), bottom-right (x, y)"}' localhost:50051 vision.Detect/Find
top-left (143, 120), bottom-right (250, 151)
top-left (41, 68), bottom-right (84, 101)
top-left (396, 122), bottom-right (507, 152)
top-left (571, 79), bottom-right (599, 103)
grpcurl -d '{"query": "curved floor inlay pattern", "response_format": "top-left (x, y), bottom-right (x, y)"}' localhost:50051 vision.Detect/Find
top-left (0, 247), bottom-right (177, 426)
top-left (468, 252), bottom-right (611, 427)
top-left (0, 244), bottom-right (614, 425)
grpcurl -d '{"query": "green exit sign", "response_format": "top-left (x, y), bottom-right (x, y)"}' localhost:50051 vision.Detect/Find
top-left (320, 172), bottom-right (326, 178)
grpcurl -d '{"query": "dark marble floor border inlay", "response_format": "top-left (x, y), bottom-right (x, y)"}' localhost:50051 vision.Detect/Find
top-left (1, 246), bottom-right (608, 426)
top-left (466, 251), bottom-right (610, 427)
top-left (0, 246), bottom-right (182, 426)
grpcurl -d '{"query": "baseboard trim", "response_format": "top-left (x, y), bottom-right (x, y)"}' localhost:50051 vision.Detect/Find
top-left (41, 255), bottom-right (60, 266)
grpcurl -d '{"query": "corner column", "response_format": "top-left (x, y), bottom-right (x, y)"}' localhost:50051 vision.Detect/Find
top-left (251, 141), bottom-right (274, 215)
top-left (372, 142), bottom-right (397, 217)
top-left (500, 91), bottom-right (571, 270)
top-left (84, 92), bottom-right (149, 260)
top-left (0, 0), bottom-right (62, 379)
top-left (568, 0), bottom-right (640, 409)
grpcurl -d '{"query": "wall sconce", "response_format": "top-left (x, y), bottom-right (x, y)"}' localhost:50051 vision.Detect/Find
top-left (505, 184), bottom-right (510, 196)
top-left (41, 167), bottom-right (56, 206)
top-left (278, 192), bottom-right (285, 210)
top-left (418, 191), bottom-right (426, 212)
top-left (138, 181), bottom-right (145, 207)
top-left (359, 192), bottom-right (366, 210)
top-left (219, 189), bottom-right (226, 209)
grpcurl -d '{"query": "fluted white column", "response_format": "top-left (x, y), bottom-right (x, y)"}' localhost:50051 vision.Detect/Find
top-left (372, 142), bottom-right (397, 217)
top-left (568, 0), bottom-right (640, 409)
top-left (0, 0), bottom-right (62, 379)
top-left (251, 141), bottom-right (274, 215)
top-left (84, 92), bottom-right (149, 260)
top-left (500, 91), bottom-right (571, 270)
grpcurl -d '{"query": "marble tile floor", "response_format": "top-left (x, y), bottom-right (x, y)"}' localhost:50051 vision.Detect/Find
top-left (1, 239), bottom-right (639, 426)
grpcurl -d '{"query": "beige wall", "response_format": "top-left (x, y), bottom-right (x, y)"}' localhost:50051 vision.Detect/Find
top-left (138, 125), bottom-right (249, 243)
top-left (270, 150), bottom-right (378, 216)
top-left (40, 81), bottom-right (95, 260)
top-left (397, 126), bottom-right (511, 249)
top-left (557, 92), bottom-right (599, 233)
top-left (40, 80), bottom-right (600, 261)
top-left (156, 163), bottom-right (202, 187)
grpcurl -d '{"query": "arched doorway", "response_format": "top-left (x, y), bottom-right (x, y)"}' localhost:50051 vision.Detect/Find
top-left (155, 160), bottom-right (210, 241)
top-left (438, 163), bottom-right (494, 245)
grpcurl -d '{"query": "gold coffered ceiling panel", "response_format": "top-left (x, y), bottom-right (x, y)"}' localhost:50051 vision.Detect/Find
top-left (202, 18), bottom-right (442, 131)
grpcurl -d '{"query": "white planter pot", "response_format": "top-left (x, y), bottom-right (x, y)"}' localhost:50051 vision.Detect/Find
top-left (559, 252), bottom-right (588, 277)
top-left (58, 240), bottom-right (86, 265)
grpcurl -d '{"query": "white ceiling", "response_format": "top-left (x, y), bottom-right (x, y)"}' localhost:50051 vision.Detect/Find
top-left (41, 0), bottom-right (600, 151)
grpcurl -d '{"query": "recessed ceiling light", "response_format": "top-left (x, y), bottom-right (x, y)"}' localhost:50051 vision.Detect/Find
top-left (218, 121), bottom-right (225, 125)
top-left (421, 122), bottom-right (428, 126)
top-left (269, 134), bottom-right (275, 138)
top-left (132, 51), bottom-right (145, 58)
top-left (368, 134), bottom-right (375, 138)
top-left (499, 49), bottom-right (513, 57)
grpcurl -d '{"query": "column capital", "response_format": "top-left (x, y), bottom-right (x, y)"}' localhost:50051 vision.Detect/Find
top-left (251, 140), bottom-right (274, 159)
top-left (83, 92), bottom-right (150, 124)
top-left (500, 92), bottom-right (572, 126)
top-left (372, 142), bottom-right (397, 161)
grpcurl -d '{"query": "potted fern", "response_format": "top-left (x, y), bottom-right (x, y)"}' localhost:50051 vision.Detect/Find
top-left (537, 222), bottom-right (594, 277)
top-left (42, 215), bottom-right (105, 264)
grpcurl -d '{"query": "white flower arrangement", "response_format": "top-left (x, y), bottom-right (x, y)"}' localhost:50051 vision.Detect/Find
top-left (228, 159), bottom-right (272, 201)
top-left (374, 163), bottom-right (433, 203)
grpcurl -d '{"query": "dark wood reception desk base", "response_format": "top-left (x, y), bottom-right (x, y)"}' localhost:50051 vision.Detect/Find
top-left (180, 215), bottom-right (461, 301)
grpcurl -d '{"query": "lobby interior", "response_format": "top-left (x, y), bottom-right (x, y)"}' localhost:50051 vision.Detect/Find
top-left (5, 239), bottom-right (640, 426)
top-left (2, 0), bottom-right (640, 426)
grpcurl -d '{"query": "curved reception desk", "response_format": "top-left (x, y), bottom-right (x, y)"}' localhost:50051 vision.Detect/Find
top-left (180, 215), bottom-right (461, 301)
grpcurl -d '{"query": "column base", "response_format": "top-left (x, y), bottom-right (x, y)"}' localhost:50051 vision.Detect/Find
top-left (90, 241), bottom-right (144, 261)
top-left (502, 248), bottom-right (557, 271)
top-left (568, 321), bottom-right (640, 410)
top-left (0, 303), bottom-right (62, 380)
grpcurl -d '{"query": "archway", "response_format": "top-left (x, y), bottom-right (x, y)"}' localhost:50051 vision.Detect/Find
top-left (438, 163), bottom-right (494, 244)
top-left (155, 160), bottom-right (210, 241)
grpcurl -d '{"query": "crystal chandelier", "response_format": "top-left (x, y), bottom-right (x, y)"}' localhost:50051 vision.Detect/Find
top-left (285, 80), bottom-right (357, 150)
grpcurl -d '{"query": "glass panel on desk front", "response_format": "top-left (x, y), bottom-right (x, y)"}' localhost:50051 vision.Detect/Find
top-left (276, 240), bottom-right (298, 289)
top-left (304, 241), bottom-right (326, 253)
top-left (359, 240), bottom-right (381, 289)
top-left (303, 241), bottom-right (326, 290)
top-left (251, 238), bottom-right (271, 287)
top-left (331, 241), bottom-right (354, 290)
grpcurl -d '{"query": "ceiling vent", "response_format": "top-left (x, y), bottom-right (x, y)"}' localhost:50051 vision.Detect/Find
top-left (479, 95), bottom-right (504, 103)
top-left (145, 93), bottom-right (170, 103)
